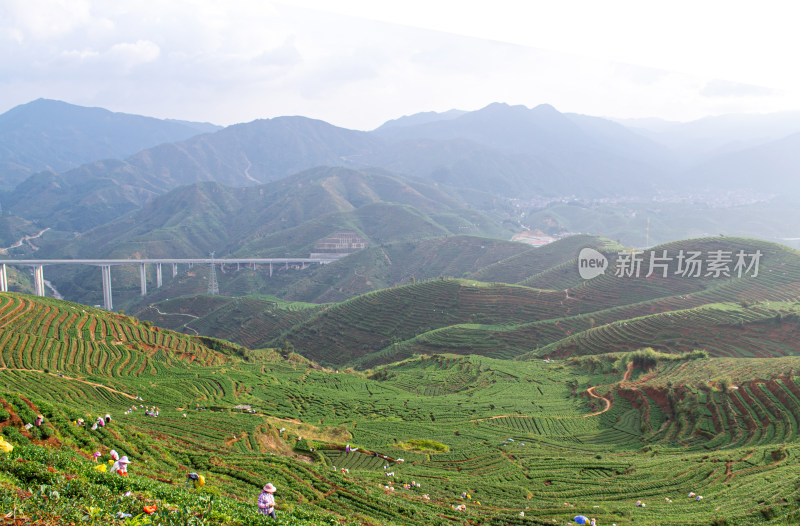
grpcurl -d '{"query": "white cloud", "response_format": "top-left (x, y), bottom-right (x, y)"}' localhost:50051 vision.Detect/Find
top-left (105, 40), bottom-right (160, 70)
top-left (700, 80), bottom-right (775, 99)
top-left (2, 0), bottom-right (93, 40)
top-left (289, 0), bottom-right (800, 90)
top-left (0, 1), bottom-right (799, 128)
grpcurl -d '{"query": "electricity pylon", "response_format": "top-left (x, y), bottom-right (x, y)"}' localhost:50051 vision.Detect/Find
top-left (208, 252), bottom-right (219, 295)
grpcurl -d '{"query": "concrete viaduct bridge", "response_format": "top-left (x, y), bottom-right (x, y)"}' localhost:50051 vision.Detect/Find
top-left (0, 257), bottom-right (336, 311)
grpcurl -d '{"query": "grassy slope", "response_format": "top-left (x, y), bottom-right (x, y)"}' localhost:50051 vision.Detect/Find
top-left (3, 294), bottom-right (800, 524)
top-left (135, 236), bottom-right (800, 372)
top-left (32, 167), bottom-right (515, 309)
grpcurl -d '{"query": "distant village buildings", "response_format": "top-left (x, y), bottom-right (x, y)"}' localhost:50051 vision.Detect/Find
top-left (310, 231), bottom-right (369, 259)
top-left (511, 230), bottom-right (556, 247)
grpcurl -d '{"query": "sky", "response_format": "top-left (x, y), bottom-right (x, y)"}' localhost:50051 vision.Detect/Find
top-left (2, 0), bottom-right (799, 130)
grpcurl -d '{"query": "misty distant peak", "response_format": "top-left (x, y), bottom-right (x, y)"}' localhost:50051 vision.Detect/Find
top-left (464, 102), bottom-right (567, 126)
top-left (531, 103), bottom-right (559, 114)
top-left (0, 98), bottom-right (110, 126)
top-left (375, 108), bottom-right (466, 131)
top-left (0, 99), bottom-right (224, 182)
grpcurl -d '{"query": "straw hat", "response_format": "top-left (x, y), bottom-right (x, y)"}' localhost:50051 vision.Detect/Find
top-left (119, 456), bottom-right (131, 464)
top-left (263, 483), bottom-right (276, 493)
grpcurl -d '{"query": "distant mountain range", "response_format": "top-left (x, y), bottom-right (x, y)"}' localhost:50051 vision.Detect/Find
top-left (4, 99), bottom-right (800, 235)
top-left (44, 166), bottom-right (507, 259)
top-left (2, 101), bottom-right (662, 231)
top-left (616, 110), bottom-right (800, 161)
top-left (0, 99), bottom-right (220, 191)
top-left (3, 98), bottom-right (800, 307)
top-left (32, 166), bottom-right (515, 307)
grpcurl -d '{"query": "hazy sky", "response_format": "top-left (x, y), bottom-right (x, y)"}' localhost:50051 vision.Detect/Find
top-left (2, 0), bottom-right (799, 129)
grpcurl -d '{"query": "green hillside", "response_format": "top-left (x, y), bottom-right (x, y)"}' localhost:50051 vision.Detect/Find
top-left (277, 235), bottom-right (537, 303)
top-left (28, 168), bottom-right (515, 309)
top-left (4, 293), bottom-right (800, 524)
top-left (141, 236), bottom-right (800, 372)
top-left (0, 215), bottom-right (46, 250)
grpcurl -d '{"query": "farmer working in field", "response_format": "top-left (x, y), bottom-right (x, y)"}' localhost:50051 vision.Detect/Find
top-left (112, 455), bottom-right (131, 475)
top-left (258, 483), bottom-right (277, 519)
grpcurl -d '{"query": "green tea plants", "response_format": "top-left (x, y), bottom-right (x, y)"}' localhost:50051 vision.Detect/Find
top-left (397, 439), bottom-right (449, 453)
top-left (4, 236), bottom-right (800, 524)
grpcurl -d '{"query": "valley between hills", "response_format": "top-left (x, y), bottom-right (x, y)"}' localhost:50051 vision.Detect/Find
top-left (3, 235), bottom-right (800, 525)
top-left (5, 100), bottom-right (800, 525)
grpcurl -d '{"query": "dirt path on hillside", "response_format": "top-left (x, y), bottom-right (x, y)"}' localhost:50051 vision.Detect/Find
top-left (621, 361), bottom-right (634, 383)
top-left (584, 386), bottom-right (611, 417)
top-left (0, 367), bottom-right (136, 400)
top-left (0, 227), bottom-right (50, 255)
top-left (583, 362), bottom-right (634, 418)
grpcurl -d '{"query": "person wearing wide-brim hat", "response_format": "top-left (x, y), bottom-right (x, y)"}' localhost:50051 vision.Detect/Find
top-left (112, 455), bottom-right (131, 476)
top-left (258, 483), bottom-right (277, 518)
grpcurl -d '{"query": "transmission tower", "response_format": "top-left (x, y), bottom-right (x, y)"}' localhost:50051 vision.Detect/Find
top-left (208, 252), bottom-right (219, 295)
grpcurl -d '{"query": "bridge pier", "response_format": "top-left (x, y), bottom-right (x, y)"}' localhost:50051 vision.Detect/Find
top-left (101, 265), bottom-right (113, 311)
top-left (172, 263), bottom-right (178, 278)
top-left (269, 262), bottom-right (273, 277)
top-left (33, 265), bottom-right (45, 296)
top-left (156, 263), bottom-right (163, 288)
top-left (139, 263), bottom-right (147, 296)
top-left (0, 264), bottom-right (6, 292)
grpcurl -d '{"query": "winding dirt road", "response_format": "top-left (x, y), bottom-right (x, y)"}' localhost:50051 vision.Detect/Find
top-left (583, 361), bottom-right (634, 417)
top-left (0, 228), bottom-right (50, 255)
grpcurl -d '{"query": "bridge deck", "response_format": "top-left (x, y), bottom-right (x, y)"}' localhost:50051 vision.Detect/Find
top-left (0, 258), bottom-right (335, 265)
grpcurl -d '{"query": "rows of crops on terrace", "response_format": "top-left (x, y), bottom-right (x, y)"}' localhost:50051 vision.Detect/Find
top-left (395, 277), bottom-right (800, 363)
top-left (380, 249), bottom-right (800, 363)
top-left (536, 302), bottom-right (800, 359)
top-left (0, 369), bottom-right (134, 409)
top-left (501, 443), bottom-right (800, 523)
top-left (469, 234), bottom-right (620, 284)
top-left (0, 293), bottom-right (224, 375)
top-left (486, 414), bottom-right (604, 438)
top-left (273, 279), bottom-right (588, 366)
top-left (523, 236), bottom-right (800, 305)
top-left (518, 258), bottom-right (588, 291)
top-left (380, 235), bottom-right (537, 283)
top-left (176, 296), bottom-right (322, 349)
top-left (367, 356), bottom-right (591, 415)
top-left (367, 354), bottom-right (516, 396)
top-left (132, 237), bottom-right (800, 372)
top-left (0, 390), bottom-right (465, 526)
top-left (8, 289), bottom-right (800, 523)
top-left (638, 355), bottom-right (800, 388)
top-left (603, 356), bottom-right (800, 451)
top-left (322, 450), bottom-right (387, 471)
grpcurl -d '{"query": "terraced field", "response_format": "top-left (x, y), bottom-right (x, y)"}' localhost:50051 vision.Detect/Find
top-left (141, 236), bottom-right (800, 369)
top-left (5, 236), bottom-right (800, 524)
